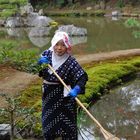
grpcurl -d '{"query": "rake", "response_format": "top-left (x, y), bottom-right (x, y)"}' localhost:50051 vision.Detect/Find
top-left (48, 64), bottom-right (120, 140)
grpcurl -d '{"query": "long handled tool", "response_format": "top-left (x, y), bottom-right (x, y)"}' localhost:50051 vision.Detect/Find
top-left (48, 64), bottom-right (120, 140)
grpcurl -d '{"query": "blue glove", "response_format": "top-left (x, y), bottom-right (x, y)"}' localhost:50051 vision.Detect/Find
top-left (68, 85), bottom-right (81, 98)
top-left (38, 56), bottom-right (49, 65)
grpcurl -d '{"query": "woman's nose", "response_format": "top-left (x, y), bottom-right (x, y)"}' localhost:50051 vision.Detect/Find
top-left (57, 45), bottom-right (62, 49)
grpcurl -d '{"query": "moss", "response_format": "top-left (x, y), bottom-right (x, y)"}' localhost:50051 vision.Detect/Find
top-left (19, 78), bottom-right (42, 107)
top-left (78, 56), bottom-right (140, 103)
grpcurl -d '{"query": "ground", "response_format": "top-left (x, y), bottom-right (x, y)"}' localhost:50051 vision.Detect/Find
top-left (0, 66), bottom-right (38, 107)
top-left (0, 49), bottom-right (140, 108)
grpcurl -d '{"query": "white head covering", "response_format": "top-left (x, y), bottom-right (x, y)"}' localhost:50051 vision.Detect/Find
top-left (49, 31), bottom-right (71, 52)
top-left (48, 31), bottom-right (72, 74)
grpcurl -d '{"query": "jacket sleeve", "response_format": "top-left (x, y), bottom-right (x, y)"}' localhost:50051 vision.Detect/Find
top-left (76, 72), bottom-right (88, 94)
top-left (68, 57), bottom-right (88, 94)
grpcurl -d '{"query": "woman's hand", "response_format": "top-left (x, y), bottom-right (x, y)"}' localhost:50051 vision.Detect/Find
top-left (38, 56), bottom-right (49, 65)
top-left (68, 85), bottom-right (81, 98)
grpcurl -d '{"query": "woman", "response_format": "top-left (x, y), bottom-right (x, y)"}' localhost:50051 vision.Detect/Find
top-left (38, 31), bottom-right (88, 140)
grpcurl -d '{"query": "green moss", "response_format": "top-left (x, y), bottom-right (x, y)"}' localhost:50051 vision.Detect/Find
top-left (78, 56), bottom-right (140, 103)
top-left (20, 79), bottom-right (42, 108)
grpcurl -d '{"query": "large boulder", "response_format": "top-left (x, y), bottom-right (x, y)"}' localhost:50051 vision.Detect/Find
top-left (5, 17), bottom-right (23, 28)
top-left (23, 12), bottom-right (54, 27)
top-left (57, 25), bottom-right (87, 36)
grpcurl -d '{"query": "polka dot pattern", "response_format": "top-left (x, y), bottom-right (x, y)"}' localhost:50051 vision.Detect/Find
top-left (41, 50), bottom-right (87, 140)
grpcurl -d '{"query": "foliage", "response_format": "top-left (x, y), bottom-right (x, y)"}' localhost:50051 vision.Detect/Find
top-left (116, 0), bottom-right (125, 8)
top-left (0, 4), bottom-right (16, 9)
top-left (0, 93), bottom-right (36, 139)
top-left (10, 0), bottom-right (27, 5)
top-left (124, 18), bottom-right (140, 38)
top-left (0, 0), bottom-right (9, 4)
top-left (124, 18), bottom-right (140, 28)
top-left (0, 39), bottom-right (42, 73)
top-left (0, 30), bottom-right (7, 37)
top-left (0, 9), bottom-right (18, 18)
top-left (0, 0), bottom-right (27, 5)
top-left (132, 30), bottom-right (140, 38)
top-left (0, 0), bottom-right (27, 18)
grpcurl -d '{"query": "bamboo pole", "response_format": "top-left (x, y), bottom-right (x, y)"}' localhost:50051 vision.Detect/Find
top-left (48, 64), bottom-right (120, 140)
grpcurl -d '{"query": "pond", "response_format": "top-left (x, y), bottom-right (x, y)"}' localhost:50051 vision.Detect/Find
top-left (0, 16), bottom-right (140, 56)
top-left (79, 75), bottom-right (140, 140)
top-left (54, 17), bottom-right (140, 55)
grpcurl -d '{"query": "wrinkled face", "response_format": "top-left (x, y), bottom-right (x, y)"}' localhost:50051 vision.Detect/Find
top-left (54, 40), bottom-right (67, 56)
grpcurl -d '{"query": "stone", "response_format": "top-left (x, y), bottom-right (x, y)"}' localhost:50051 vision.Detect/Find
top-left (0, 124), bottom-right (11, 140)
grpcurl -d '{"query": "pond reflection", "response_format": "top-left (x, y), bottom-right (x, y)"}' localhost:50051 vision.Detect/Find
top-left (79, 77), bottom-right (140, 140)
top-left (29, 36), bottom-right (51, 48)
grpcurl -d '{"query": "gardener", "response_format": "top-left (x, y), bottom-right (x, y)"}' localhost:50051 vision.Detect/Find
top-left (38, 31), bottom-right (88, 140)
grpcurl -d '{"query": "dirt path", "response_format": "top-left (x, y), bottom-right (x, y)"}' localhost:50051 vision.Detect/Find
top-left (0, 66), bottom-right (38, 107)
top-left (0, 49), bottom-right (140, 108)
top-left (76, 49), bottom-right (140, 64)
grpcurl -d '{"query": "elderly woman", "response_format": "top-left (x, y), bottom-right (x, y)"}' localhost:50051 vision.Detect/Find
top-left (38, 31), bottom-right (88, 140)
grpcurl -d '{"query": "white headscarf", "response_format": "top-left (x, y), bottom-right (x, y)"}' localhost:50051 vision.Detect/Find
top-left (49, 31), bottom-right (71, 52)
top-left (48, 31), bottom-right (72, 74)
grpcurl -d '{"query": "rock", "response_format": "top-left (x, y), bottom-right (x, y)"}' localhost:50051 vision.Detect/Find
top-left (38, 9), bottom-right (44, 16)
top-left (28, 27), bottom-right (51, 37)
top-left (0, 124), bottom-right (11, 140)
top-left (5, 17), bottom-right (23, 28)
top-left (57, 25), bottom-right (87, 36)
top-left (25, 14), bottom-right (54, 27)
top-left (20, 3), bottom-right (34, 16)
top-left (86, 7), bottom-right (92, 11)
top-left (0, 19), bottom-right (5, 27)
top-left (112, 10), bottom-right (121, 16)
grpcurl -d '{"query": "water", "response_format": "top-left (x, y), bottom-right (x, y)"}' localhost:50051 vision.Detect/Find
top-left (0, 17), bottom-right (140, 56)
top-left (79, 76), bottom-right (140, 140)
top-left (54, 17), bottom-right (140, 55)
